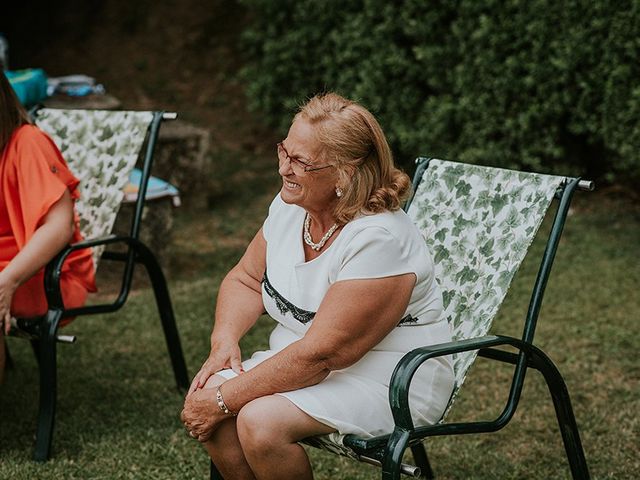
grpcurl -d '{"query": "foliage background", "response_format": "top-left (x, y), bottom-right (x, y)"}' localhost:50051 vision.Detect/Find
top-left (240, 0), bottom-right (640, 182)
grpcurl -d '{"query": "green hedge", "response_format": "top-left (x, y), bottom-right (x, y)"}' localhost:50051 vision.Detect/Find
top-left (239, 0), bottom-right (640, 182)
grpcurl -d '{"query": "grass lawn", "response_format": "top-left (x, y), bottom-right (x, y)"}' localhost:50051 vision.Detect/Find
top-left (0, 159), bottom-right (638, 478)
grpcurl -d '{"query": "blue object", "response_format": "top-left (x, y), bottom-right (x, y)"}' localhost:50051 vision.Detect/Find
top-left (125, 168), bottom-right (181, 206)
top-left (65, 85), bottom-right (94, 97)
top-left (5, 69), bottom-right (48, 107)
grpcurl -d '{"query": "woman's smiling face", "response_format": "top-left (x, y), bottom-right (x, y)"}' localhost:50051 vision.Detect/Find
top-left (278, 119), bottom-right (339, 216)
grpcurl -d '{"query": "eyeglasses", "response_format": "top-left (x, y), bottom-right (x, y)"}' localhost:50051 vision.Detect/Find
top-left (277, 142), bottom-right (334, 175)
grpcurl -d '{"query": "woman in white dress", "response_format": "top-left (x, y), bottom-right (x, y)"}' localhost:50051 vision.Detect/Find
top-left (181, 92), bottom-right (454, 479)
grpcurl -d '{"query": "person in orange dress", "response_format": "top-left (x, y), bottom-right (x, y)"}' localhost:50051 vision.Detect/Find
top-left (0, 69), bottom-right (96, 383)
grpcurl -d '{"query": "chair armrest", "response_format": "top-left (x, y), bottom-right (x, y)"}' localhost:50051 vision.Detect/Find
top-left (44, 234), bottom-right (134, 310)
top-left (48, 233), bottom-right (138, 273)
top-left (345, 334), bottom-right (552, 452)
top-left (388, 334), bottom-right (541, 431)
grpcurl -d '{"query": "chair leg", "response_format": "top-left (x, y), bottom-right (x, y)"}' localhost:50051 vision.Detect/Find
top-left (210, 459), bottom-right (224, 480)
top-left (4, 339), bottom-right (14, 370)
top-left (530, 348), bottom-right (591, 480)
top-left (382, 428), bottom-right (411, 480)
top-left (136, 242), bottom-right (189, 390)
top-left (30, 339), bottom-right (41, 366)
top-left (411, 442), bottom-right (435, 479)
top-left (33, 309), bottom-right (63, 462)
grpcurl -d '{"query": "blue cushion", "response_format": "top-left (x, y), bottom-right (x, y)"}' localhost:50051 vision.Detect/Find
top-left (124, 168), bottom-right (181, 206)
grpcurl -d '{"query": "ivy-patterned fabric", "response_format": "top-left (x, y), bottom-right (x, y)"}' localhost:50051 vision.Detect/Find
top-left (407, 159), bottom-right (562, 394)
top-left (35, 109), bottom-right (153, 266)
top-left (305, 158), bottom-right (564, 458)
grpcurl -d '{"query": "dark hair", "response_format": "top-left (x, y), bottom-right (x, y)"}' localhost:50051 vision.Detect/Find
top-left (0, 71), bottom-right (31, 154)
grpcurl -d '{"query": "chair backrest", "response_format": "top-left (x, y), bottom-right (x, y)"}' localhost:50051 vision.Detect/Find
top-left (34, 108), bottom-right (154, 266)
top-left (406, 158), bottom-right (564, 400)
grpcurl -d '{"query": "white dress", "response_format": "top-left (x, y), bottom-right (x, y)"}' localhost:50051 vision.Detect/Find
top-left (218, 194), bottom-right (455, 438)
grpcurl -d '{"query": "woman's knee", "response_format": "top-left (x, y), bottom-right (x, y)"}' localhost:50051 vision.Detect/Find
top-left (236, 397), bottom-right (273, 447)
top-left (236, 396), bottom-right (293, 454)
top-left (236, 395), bottom-right (331, 455)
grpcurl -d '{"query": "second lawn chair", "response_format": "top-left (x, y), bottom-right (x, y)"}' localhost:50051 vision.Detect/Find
top-left (11, 108), bottom-right (190, 461)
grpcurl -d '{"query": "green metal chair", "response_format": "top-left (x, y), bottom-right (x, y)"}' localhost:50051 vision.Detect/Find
top-left (10, 108), bottom-right (190, 461)
top-left (209, 157), bottom-right (592, 479)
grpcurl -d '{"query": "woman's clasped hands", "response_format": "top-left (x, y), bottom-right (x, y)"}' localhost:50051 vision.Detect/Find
top-left (181, 339), bottom-right (244, 442)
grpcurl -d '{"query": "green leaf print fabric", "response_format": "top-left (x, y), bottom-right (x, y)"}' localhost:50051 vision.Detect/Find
top-left (407, 159), bottom-right (563, 397)
top-left (35, 109), bottom-right (153, 266)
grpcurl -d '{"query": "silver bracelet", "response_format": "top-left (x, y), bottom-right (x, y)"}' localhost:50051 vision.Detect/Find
top-left (215, 385), bottom-right (237, 416)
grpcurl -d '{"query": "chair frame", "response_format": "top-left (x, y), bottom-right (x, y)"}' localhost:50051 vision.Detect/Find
top-left (15, 110), bottom-right (190, 462)
top-left (340, 158), bottom-right (591, 479)
top-left (209, 158), bottom-right (591, 479)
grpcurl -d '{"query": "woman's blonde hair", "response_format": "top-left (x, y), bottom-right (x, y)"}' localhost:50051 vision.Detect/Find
top-left (295, 92), bottom-right (410, 224)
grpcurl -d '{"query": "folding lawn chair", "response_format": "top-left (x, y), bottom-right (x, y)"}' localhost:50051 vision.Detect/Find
top-left (10, 108), bottom-right (190, 461)
top-left (210, 157), bottom-right (593, 479)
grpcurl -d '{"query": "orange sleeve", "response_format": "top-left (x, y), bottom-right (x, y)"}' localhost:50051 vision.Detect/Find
top-left (3, 125), bottom-right (81, 249)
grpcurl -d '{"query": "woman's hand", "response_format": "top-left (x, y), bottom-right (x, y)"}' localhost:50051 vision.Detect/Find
top-left (0, 189), bottom-right (74, 336)
top-left (187, 339), bottom-right (243, 395)
top-left (0, 272), bottom-right (18, 335)
top-left (181, 386), bottom-right (227, 442)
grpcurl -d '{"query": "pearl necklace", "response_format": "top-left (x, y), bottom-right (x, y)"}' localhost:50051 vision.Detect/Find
top-left (303, 213), bottom-right (339, 251)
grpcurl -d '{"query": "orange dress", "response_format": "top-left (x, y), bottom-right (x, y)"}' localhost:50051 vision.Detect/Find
top-left (0, 124), bottom-right (96, 322)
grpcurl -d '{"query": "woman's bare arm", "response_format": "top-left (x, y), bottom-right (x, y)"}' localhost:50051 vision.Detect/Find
top-left (220, 272), bottom-right (416, 408)
top-left (210, 228), bottom-right (267, 345)
top-left (0, 190), bottom-right (74, 333)
top-left (187, 228), bottom-right (266, 392)
top-left (182, 272), bottom-right (416, 439)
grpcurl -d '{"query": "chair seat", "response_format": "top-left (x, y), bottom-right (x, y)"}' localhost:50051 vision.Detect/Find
top-left (303, 431), bottom-right (423, 462)
top-left (303, 432), bottom-right (362, 460)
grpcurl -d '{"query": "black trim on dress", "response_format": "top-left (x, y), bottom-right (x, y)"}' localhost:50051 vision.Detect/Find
top-left (262, 270), bottom-right (316, 324)
top-left (262, 270), bottom-right (419, 327)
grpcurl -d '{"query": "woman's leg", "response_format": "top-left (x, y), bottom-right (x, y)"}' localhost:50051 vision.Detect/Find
top-left (203, 417), bottom-right (256, 480)
top-left (236, 395), bottom-right (336, 480)
top-left (199, 375), bottom-right (256, 480)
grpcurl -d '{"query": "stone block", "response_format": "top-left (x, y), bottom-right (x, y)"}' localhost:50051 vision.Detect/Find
top-left (111, 197), bottom-right (176, 275)
top-left (152, 119), bottom-right (211, 209)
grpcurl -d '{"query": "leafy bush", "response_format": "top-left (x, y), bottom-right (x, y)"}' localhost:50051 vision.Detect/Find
top-left (239, 0), bottom-right (640, 182)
